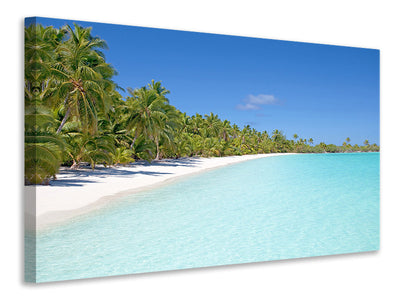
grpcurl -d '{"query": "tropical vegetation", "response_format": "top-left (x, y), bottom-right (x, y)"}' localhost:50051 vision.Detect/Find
top-left (24, 23), bottom-right (380, 185)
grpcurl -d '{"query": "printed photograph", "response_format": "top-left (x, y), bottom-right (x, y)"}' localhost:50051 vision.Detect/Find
top-left (24, 17), bottom-right (380, 283)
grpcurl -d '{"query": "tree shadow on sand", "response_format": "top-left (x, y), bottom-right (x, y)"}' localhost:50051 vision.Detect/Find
top-left (47, 158), bottom-right (202, 187)
top-left (146, 158), bottom-right (202, 168)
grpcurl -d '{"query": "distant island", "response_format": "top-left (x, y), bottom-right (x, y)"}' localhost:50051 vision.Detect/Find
top-left (25, 23), bottom-right (379, 185)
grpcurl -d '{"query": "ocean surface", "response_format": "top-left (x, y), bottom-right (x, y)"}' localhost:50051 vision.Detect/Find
top-left (26, 153), bottom-right (380, 282)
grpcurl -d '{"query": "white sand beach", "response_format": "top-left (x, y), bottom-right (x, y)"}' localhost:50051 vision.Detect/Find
top-left (26, 153), bottom-right (295, 230)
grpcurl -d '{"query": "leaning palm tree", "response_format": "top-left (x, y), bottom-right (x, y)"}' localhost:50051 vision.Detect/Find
top-left (52, 24), bottom-right (116, 134)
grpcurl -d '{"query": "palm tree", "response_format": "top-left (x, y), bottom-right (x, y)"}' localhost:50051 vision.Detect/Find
top-left (174, 132), bottom-right (192, 158)
top-left (147, 79), bottom-right (170, 98)
top-left (112, 147), bottom-right (134, 166)
top-left (319, 142), bottom-right (327, 151)
top-left (237, 125), bottom-right (248, 153)
top-left (179, 112), bottom-right (191, 134)
top-left (97, 92), bottom-right (131, 149)
top-left (203, 137), bottom-right (222, 157)
top-left (272, 129), bottom-right (285, 152)
top-left (156, 103), bottom-right (181, 160)
top-left (130, 136), bottom-right (156, 162)
top-left (65, 133), bottom-right (115, 169)
top-left (125, 84), bottom-right (171, 159)
top-left (204, 112), bottom-right (222, 138)
top-left (231, 124), bottom-right (240, 139)
top-left (220, 120), bottom-right (232, 142)
top-left (26, 23), bottom-right (382, 177)
top-left (53, 24), bottom-right (116, 134)
top-left (190, 113), bottom-right (204, 136)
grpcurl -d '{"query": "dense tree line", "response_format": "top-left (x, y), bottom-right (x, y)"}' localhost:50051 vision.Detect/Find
top-left (24, 24), bottom-right (379, 184)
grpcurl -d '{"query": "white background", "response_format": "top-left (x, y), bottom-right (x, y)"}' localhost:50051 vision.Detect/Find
top-left (1, 1), bottom-right (399, 298)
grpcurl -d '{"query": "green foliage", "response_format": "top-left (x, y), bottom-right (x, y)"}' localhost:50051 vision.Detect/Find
top-left (64, 133), bottom-right (115, 169)
top-left (131, 136), bottom-right (156, 162)
top-left (24, 23), bottom-right (118, 183)
top-left (112, 148), bottom-right (135, 165)
top-left (24, 23), bottom-right (380, 184)
top-left (52, 24), bottom-right (117, 134)
top-left (24, 105), bottom-right (65, 184)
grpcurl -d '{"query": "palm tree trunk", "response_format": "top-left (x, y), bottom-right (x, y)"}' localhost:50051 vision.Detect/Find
top-left (70, 160), bottom-right (78, 169)
top-left (57, 107), bottom-right (71, 134)
top-left (155, 146), bottom-right (160, 160)
top-left (129, 137), bottom-right (136, 150)
top-left (155, 136), bottom-right (160, 160)
top-left (129, 132), bottom-right (138, 150)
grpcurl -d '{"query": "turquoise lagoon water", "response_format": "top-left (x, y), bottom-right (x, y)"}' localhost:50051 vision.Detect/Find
top-left (27, 153), bottom-right (380, 282)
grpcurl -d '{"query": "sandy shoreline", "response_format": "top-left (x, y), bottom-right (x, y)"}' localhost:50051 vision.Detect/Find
top-left (25, 153), bottom-right (295, 230)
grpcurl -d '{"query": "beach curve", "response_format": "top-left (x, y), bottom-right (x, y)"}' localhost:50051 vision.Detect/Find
top-left (26, 153), bottom-right (295, 230)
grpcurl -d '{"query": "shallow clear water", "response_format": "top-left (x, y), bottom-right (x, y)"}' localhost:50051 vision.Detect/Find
top-left (27, 153), bottom-right (380, 282)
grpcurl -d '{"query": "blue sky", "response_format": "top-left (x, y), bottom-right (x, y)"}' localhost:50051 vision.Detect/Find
top-left (29, 17), bottom-right (380, 145)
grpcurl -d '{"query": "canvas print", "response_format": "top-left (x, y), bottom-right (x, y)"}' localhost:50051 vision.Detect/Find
top-left (24, 17), bottom-right (380, 283)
